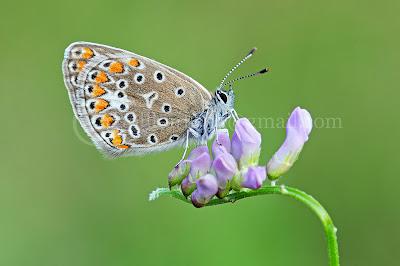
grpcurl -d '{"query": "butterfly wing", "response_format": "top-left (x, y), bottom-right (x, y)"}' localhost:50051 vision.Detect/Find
top-left (62, 42), bottom-right (212, 157)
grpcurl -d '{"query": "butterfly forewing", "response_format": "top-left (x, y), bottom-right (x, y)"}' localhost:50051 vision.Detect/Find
top-left (62, 42), bottom-right (211, 157)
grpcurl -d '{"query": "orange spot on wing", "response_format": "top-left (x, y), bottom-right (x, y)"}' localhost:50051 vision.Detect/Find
top-left (77, 61), bottom-right (86, 71)
top-left (82, 47), bottom-right (94, 59)
top-left (129, 59), bottom-right (140, 67)
top-left (117, 144), bottom-right (130, 149)
top-left (112, 130), bottom-right (123, 145)
top-left (95, 99), bottom-right (109, 112)
top-left (100, 114), bottom-right (114, 128)
top-left (109, 62), bottom-right (124, 73)
top-left (92, 85), bottom-right (106, 97)
top-left (95, 71), bottom-right (108, 83)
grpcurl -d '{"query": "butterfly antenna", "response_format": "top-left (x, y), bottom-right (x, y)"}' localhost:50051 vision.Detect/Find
top-left (222, 68), bottom-right (269, 87)
top-left (219, 47), bottom-right (257, 89)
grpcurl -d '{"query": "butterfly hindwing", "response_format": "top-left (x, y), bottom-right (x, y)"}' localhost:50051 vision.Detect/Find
top-left (62, 42), bottom-right (212, 157)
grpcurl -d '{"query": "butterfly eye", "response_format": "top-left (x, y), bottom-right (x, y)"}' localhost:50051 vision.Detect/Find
top-left (134, 73), bottom-right (145, 84)
top-left (154, 71), bottom-right (165, 83)
top-left (217, 90), bottom-right (228, 104)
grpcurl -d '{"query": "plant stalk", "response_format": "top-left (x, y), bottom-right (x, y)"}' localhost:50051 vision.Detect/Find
top-left (150, 185), bottom-right (340, 266)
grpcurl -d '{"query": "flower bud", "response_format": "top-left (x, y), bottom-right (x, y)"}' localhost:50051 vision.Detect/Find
top-left (191, 174), bottom-right (218, 208)
top-left (212, 152), bottom-right (238, 198)
top-left (241, 166), bottom-right (266, 189)
top-left (267, 107), bottom-right (312, 180)
top-left (181, 176), bottom-right (197, 197)
top-left (231, 118), bottom-right (261, 168)
top-left (212, 129), bottom-right (231, 158)
top-left (168, 160), bottom-right (190, 188)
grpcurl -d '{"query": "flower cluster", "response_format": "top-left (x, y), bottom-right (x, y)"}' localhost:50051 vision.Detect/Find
top-left (168, 107), bottom-right (312, 208)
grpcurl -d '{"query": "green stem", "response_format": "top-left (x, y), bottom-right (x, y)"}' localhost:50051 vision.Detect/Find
top-left (150, 185), bottom-right (339, 266)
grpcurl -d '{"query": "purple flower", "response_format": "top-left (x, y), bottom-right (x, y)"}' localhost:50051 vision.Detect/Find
top-left (212, 129), bottom-right (231, 158)
top-left (191, 174), bottom-right (218, 208)
top-left (231, 118), bottom-right (262, 167)
top-left (212, 152), bottom-right (238, 198)
top-left (180, 146), bottom-right (211, 197)
top-left (241, 166), bottom-right (267, 189)
top-left (189, 148), bottom-right (211, 179)
top-left (188, 146), bottom-right (209, 160)
top-left (267, 107), bottom-right (312, 180)
top-left (168, 160), bottom-right (190, 188)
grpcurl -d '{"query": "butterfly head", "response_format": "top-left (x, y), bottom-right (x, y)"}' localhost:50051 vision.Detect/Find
top-left (215, 87), bottom-right (235, 110)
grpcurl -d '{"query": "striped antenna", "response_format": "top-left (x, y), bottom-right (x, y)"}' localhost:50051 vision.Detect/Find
top-left (222, 68), bottom-right (269, 88)
top-left (218, 47), bottom-right (257, 89)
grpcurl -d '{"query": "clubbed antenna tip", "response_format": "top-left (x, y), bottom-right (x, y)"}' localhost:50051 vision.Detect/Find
top-left (248, 47), bottom-right (257, 56)
top-left (219, 47), bottom-right (258, 88)
top-left (221, 67), bottom-right (270, 87)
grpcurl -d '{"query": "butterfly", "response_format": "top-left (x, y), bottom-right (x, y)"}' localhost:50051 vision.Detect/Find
top-left (62, 42), bottom-right (268, 159)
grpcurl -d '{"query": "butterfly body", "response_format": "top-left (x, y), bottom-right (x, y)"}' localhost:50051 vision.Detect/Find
top-left (189, 90), bottom-right (235, 144)
top-left (62, 42), bottom-right (236, 157)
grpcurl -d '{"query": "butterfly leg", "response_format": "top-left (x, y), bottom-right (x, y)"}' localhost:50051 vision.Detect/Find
top-left (176, 130), bottom-right (190, 166)
top-left (230, 109), bottom-right (240, 121)
top-left (214, 112), bottom-right (222, 145)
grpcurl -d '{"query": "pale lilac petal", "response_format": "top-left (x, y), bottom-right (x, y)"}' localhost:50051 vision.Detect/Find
top-left (188, 146), bottom-right (209, 160)
top-left (189, 152), bottom-right (212, 178)
top-left (241, 166), bottom-right (266, 189)
top-left (212, 129), bottom-right (231, 158)
top-left (267, 107), bottom-right (313, 180)
top-left (191, 174), bottom-right (218, 208)
top-left (212, 153), bottom-right (238, 189)
top-left (231, 118), bottom-right (262, 167)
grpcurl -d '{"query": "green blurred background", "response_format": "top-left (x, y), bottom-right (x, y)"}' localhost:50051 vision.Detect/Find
top-left (1, 0), bottom-right (399, 265)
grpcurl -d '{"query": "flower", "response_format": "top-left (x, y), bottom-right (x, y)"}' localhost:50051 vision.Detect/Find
top-left (191, 174), bottom-right (218, 208)
top-left (188, 146), bottom-right (211, 179)
top-left (212, 152), bottom-right (238, 198)
top-left (241, 166), bottom-right (267, 189)
top-left (180, 146), bottom-right (212, 197)
top-left (231, 118), bottom-right (262, 167)
top-left (212, 129), bottom-right (231, 158)
top-left (267, 107), bottom-right (313, 180)
top-left (181, 176), bottom-right (197, 197)
top-left (168, 160), bottom-right (190, 188)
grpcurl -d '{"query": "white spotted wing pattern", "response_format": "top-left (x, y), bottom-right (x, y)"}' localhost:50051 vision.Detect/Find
top-left (62, 42), bottom-right (212, 157)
